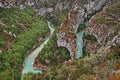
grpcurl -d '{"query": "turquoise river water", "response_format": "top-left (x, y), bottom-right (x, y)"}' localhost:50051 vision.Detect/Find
top-left (76, 31), bottom-right (84, 58)
top-left (21, 21), bottom-right (84, 78)
top-left (22, 21), bottom-right (55, 76)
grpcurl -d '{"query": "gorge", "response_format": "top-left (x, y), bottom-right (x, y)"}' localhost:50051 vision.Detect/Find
top-left (22, 21), bottom-right (55, 75)
top-left (0, 0), bottom-right (120, 80)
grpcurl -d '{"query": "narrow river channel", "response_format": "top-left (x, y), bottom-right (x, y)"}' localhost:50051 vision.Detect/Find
top-left (21, 21), bottom-right (55, 76)
top-left (21, 21), bottom-right (84, 79)
top-left (76, 31), bottom-right (84, 59)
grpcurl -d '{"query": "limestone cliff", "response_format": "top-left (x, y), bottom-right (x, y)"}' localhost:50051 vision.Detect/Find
top-left (84, 0), bottom-right (120, 56)
top-left (0, 0), bottom-right (74, 16)
top-left (57, 0), bottom-right (116, 59)
top-left (0, 0), bottom-right (118, 58)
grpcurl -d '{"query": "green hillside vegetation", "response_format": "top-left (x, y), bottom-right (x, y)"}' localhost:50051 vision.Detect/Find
top-left (34, 28), bottom-right (71, 67)
top-left (23, 55), bottom-right (120, 80)
top-left (47, 10), bottom-right (69, 27)
top-left (0, 0), bottom-right (120, 80)
top-left (96, 0), bottom-right (120, 30)
top-left (93, 0), bottom-right (120, 55)
top-left (0, 7), bottom-right (49, 80)
top-left (23, 1), bottom-right (120, 80)
top-left (34, 10), bottom-right (71, 67)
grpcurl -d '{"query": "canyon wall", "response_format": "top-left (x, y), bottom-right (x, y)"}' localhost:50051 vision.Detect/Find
top-left (57, 0), bottom-right (116, 59)
top-left (84, 1), bottom-right (120, 56)
top-left (0, 0), bottom-right (118, 58)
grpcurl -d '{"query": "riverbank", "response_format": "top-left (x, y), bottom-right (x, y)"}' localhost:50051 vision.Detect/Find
top-left (0, 7), bottom-right (50, 80)
top-left (22, 21), bottom-right (55, 76)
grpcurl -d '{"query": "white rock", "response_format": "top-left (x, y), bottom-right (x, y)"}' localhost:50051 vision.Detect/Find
top-left (0, 50), bottom-right (2, 53)
top-left (0, 2), bottom-right (4, 7)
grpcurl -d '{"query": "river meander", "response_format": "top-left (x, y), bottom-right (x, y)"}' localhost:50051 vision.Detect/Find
top-left (22, 21), bottom-right (55, 76)
top-left (22, 21), bottom-right (84, 77)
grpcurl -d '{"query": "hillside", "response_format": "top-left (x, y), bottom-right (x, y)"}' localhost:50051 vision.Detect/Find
top-left (0, 0), bottom-right (119, 80)
top-left (23, 0), bottom-right (120, 80)
top-left (0, 7), bottom-right (50, 79)
top-left (84, 0), bottom-right (120, 56)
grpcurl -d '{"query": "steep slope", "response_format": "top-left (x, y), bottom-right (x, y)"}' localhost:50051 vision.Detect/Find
top-left (0, 7), bottom-right (49, 51)
top-left (23, 0), bottom-right (120, 80)
top-left (57, 0), bottom-right (116, 59)
top-left (23, 56), bottom-right (120, 80)
top-left (84, 0), bottom-right (120, 57)
top-left (0, 0), bottom-right (120, 80)
top-left (0, 7), bottom-right (34, 51)
top-left (33, 0), bottom-right (117, 70)
top-left (0, 7), bottom-right (50, 80)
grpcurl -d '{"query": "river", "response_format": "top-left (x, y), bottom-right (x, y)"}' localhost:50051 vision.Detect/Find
top-left (21, 20), bottom-right (84, 78)
top-left (21, 21), bottom-right (55, 75)
top-left (76, 31), bottom-right (84, 59)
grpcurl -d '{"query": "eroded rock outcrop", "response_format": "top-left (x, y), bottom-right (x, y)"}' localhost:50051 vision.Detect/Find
top-left (0, 0), bottom-right (73, 16)
top-left (84, 1), bottom-right (120, 55)
top-left (0, 0), bottom-right (115, 16)
top-left (57, 0), bottom-right (116, 59)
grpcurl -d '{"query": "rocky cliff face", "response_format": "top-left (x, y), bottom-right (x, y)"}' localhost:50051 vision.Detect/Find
top-left (0, 0), bottom-right (118, 58)
top-left (57, 0), bottom-right (116, 59)
top-left (0, 0), bottom-right (115, 16)
top-left (84, 0), bottom-right (120, 56)
top-left (0, 0), bottom-right (73, 16)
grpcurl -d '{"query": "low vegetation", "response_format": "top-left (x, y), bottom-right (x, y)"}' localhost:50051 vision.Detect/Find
top-left (84, 34), bottom-right (97, 41)
top-left (34, 29), bottom-right (71, 67)
top-left (47, 10), bottom-right (69, 27)
top-left (0, 0), bottom-right (120, 80)
top-left (23, 54), bottom-right (120, 80)
top-left (95, 0), bottom-right (120, 31)
top-left (0, 7), bottom-right (49, 80)
top-left (77, 23), bottom-right (86, 32)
